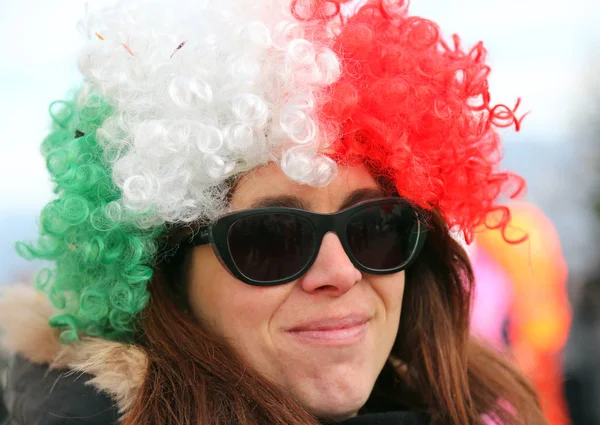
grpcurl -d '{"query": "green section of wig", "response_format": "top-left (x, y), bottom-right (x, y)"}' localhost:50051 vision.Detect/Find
top-left (16, 91), bottom-right (163, 343)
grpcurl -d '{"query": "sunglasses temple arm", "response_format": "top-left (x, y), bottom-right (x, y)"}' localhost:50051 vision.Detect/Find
top-left (190, 227), bottom-right (211, 247)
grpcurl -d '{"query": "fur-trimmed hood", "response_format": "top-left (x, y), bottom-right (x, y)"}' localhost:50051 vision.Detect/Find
top-left (0, 284), bottom-right (146, 424)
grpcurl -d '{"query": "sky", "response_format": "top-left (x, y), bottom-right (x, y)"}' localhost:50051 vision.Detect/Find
top-left (0, 0), bottom-right (599, 280)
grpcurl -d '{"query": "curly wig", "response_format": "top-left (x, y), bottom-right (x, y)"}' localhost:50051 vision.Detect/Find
top-left (18, 0), bottom-right (526, 342)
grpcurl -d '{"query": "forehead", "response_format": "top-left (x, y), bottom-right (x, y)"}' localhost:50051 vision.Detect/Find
top-left (230, 163), bottom-right (381, 212)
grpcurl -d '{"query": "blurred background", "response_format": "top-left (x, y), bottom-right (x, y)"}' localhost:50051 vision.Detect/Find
top-left (0, 0), bottom-right (599, 423)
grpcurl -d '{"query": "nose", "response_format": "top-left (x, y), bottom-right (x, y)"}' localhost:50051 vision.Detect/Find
top-left (299, 232), bottom-right (362, 296)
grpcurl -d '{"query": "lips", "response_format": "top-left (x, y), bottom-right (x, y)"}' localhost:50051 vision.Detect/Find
top-left (285, 315), bottom-right (370, 346)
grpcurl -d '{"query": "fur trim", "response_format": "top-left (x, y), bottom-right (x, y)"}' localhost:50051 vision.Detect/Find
top-left (0, 284), bottom-right (147, 413)
top-left (63, 337), bottom-right (147, 413)
top-left (0, 283), bottom-right (62, 364)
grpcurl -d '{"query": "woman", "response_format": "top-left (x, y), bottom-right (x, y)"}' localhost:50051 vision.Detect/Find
top-left (0, 0), bottom-right (547, 424)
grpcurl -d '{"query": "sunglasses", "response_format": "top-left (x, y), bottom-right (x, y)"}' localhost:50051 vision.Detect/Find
top-left (188, 197), bottom-right (428, 286)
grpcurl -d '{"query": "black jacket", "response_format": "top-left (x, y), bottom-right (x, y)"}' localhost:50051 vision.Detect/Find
top-left (1, 355), bottom-right (119, 425)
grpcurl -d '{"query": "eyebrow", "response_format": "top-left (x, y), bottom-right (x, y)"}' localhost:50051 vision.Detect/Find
top-left (250, 195), bottom-right (307, 209)
top-left (339, 188), bottom-right (386, 210)
top-left (249, 188), bottom-right (386, 210)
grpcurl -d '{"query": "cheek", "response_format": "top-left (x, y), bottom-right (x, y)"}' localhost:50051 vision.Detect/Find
top-left (370, 271), bottom-right (405, 325)
top-left (188, 247), bottom-right (288, 342)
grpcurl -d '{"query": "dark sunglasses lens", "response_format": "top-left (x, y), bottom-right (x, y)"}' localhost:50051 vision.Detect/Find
top-left (227, 214), bottom-right (316, 283)
top-left (346, 203), bottom-right (419, 271)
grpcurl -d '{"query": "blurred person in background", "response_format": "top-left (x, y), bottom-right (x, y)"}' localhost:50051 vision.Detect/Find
top-left (0, 0), bottom-right (550, 424)
top-left (470, 202), bottom-right (572, 425)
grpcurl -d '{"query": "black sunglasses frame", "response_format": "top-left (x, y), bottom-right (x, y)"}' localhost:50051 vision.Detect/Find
top-left (188, 197), bottom-right (428, 286)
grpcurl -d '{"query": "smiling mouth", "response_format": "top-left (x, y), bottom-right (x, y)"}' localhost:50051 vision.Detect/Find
top-left (286, 317), bottom-right (370, 347)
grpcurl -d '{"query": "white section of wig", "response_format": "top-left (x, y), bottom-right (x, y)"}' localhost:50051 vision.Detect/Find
top-left (76, 0), bottom-right (341, 226)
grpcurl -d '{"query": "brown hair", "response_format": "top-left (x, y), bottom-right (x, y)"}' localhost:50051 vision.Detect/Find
top-left (123, 213), bottom-right (548, 425)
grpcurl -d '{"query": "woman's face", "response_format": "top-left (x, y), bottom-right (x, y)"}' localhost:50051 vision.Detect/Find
top-left (188, 163), bottom-right (405, 421)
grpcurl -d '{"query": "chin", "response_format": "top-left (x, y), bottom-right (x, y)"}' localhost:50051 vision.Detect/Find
top-left (299, 385), bottom-right (371, 422)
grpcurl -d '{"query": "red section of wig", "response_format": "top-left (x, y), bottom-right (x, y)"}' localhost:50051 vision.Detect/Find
top-left (298, 0), bottom-right (527, 243)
